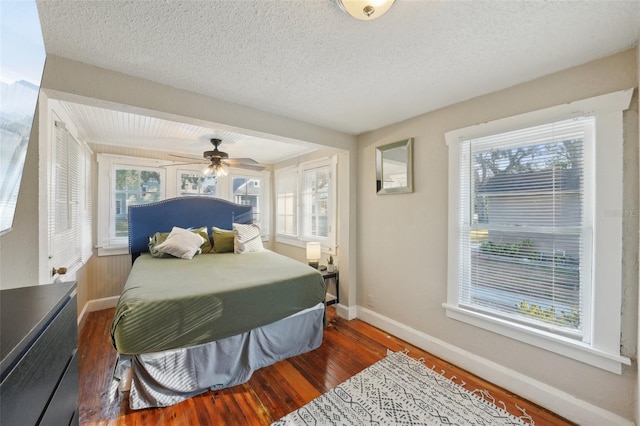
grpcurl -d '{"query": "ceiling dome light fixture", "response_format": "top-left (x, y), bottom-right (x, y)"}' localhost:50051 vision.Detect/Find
top-left (336, 0), bottom-right (395, 21)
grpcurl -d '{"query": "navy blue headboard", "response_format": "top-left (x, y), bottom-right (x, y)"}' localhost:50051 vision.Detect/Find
top-left (128, 197), bottom-right (253, 258)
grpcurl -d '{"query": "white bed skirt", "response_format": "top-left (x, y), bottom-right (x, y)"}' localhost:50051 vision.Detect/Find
top-left (114, 303), bottom-right (325, 409)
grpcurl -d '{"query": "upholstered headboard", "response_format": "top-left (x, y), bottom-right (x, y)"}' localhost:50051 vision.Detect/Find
top-left (128, 197), bottom-right (253, 259)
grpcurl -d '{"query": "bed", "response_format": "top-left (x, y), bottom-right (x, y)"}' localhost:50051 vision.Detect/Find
top-left (110, 197), bottom-right (327, 409)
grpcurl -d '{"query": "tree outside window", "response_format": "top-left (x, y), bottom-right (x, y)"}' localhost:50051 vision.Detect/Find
top-left (114, 168), bottom-right (161, 237)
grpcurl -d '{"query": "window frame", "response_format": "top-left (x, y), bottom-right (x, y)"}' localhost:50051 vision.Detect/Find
top-left (227, 169), bottom-right (271, 239)
top-left (444, 89), bottom-right (633, 374)
top-left (97, 154), bottom-right (169, 256)
top-left (275, 156), bottom-right (337, 254)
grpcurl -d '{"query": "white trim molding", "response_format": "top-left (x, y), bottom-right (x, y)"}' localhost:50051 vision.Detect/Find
top-left (336, 303), bottom-right (357, 320)
top-left (356, 306), bottom-right (633, 426)
top-left (77, 295), bottom-right (119, 327)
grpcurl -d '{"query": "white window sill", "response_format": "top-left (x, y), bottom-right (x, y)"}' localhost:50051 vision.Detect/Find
top-left (97, 244), bottom-right (129, 257)
top-left (443, 303), bottom-right (630, 374)
top-left (275, 235), bottom-right (335, 255)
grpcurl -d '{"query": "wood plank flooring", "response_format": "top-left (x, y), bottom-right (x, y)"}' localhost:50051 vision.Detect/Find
top-left (79, 307), bottom-right (575, 425)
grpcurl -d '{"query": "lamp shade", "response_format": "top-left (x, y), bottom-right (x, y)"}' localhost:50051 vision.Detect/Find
top-left (306, 242), bottom-right (321, 260)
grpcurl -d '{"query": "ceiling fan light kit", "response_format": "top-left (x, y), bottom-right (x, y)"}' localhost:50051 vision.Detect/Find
top-left (203, 161), bottom-right (228, 177)
top-left (336, 0), bottom-right (395, 21)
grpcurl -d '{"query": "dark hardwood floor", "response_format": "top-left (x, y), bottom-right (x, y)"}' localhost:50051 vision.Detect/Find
top-left (79, 307), bottom-right (575, 425)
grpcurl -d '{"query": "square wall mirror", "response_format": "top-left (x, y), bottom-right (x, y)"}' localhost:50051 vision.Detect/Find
top-left (376, 138), bottom-right (413, 195)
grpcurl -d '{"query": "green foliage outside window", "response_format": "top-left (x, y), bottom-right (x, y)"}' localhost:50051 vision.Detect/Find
top-left (517, 301), bottom-right (580, 328)
top-left (479, 238), bottom-right (536, 259)
top-left (116, 170), bottom-right (160, 191)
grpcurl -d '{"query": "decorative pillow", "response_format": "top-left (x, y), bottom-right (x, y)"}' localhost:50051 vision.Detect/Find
top-left (233, 223), bottom-right (264, 254)
top-left (212, 227), bottom-right (235, 253)
top-left (149, 227), bottom-right (212, 257)
top-left (190, 226), bottom-right (213, 254)
top-left (154, 226), bottom-right (205, 259)
top-left (148, 232), bottom-right (171, 257)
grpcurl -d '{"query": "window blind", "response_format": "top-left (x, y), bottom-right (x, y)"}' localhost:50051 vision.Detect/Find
top-left (276, 168), bottom-right (297, 235)
top-left (51, 121), bottom-right (82, 275)
top-left (458, 116), bottom-right (594, 338)
top-left (81, 148), bottom-right (93, 263)
top-left (302, 166), bottom-right (330, 238)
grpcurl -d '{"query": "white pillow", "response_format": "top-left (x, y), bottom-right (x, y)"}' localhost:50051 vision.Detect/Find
top-left (154, 226), bottom-right (205, 259)
top-left (233, 223), bottom-right (264, 254)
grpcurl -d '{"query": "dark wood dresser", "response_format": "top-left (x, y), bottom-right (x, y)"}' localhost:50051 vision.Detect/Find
top-left (0, 281), bottom-right (79, 426)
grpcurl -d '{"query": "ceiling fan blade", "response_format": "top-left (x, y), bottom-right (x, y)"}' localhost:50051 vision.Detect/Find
top-left (170, 153), bottom-right (202, 161)
top-left (227, 157), bottom-right (259, 165)
top-left (161, 161), bottom-right (205, 168)
top-left (228, 163), bottom-right (265, 172)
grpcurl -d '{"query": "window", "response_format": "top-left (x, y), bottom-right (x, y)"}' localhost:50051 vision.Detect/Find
top-left (230, 172), bottom-right (269, 235)
top-left (301, 166), bottom-right (330, 239)
top-left (276, 167), bottom-right (297, 236)
top-left (114, 166), bottom-right (163, 238)
top-left (275, 157), bottom-right (337, 252)
top-left (457, 117), bottom-right (591, 337)
top-left (97, 154), bottom-right (168, 255)
top-left (445, 90), bottom-right (632, 373)
top-left (178, 170), bottom-right (218, 197)
top-left (47, 120), bottom-right (92, 280)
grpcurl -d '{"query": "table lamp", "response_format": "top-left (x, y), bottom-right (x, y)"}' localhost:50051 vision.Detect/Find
top-left (306, 242), bottom-right (321, 269)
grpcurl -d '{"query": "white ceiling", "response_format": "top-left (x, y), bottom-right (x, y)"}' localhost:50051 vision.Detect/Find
top-left (57, 101), bottom-right (316, 164)
top-left (36, 1), bottom-right (640, 158)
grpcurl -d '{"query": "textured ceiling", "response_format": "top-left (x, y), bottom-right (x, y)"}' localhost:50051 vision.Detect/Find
top-left (37, 1), bottom-right (640, 137)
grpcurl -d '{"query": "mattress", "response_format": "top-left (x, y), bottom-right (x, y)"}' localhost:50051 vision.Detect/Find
top-left (110, 250), bottom-right (326, 355)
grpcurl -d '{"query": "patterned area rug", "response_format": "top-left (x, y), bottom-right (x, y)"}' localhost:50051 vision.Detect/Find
top-left (273, 351), bottom-right (533, 425)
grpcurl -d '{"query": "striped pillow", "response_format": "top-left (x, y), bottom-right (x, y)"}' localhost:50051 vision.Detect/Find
top-left (233, 223), bottom-right (264, 254)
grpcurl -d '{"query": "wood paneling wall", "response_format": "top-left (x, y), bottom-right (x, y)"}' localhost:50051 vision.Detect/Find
top-left (75, 251), bottom-right (131, 315)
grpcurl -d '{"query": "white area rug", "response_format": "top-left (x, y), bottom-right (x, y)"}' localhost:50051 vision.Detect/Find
top-left (273, 351), bottom-right (533, 425)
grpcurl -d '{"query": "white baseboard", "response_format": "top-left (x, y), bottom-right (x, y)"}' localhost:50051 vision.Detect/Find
top-left (336, 303), bottom-right (357, 320)
top-left (77, 295), bottom-right (119, 327)
top-left (356, 306), bottom-right (633, 426)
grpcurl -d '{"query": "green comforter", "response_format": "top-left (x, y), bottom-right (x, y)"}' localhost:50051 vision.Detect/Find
top-left (110, 250), bottom-right (326, 355)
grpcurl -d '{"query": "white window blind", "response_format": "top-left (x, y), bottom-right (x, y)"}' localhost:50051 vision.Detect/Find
top-left (301, 166), bottom-right (330, 239)
top-left (275, 167), bottom-right (297, 236)
top-left (81, 148), bottom-right (93, 262)
top-left (458, 117), bottom-right (594, 339)
top-left (50, 121), bottom-right (83, 275)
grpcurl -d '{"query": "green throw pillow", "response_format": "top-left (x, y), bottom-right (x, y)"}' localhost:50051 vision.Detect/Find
top-left (212, 227), bottom-right (235, 253)
top-left (148, 232), bottom-right (170, 257)
top-left (191, 226), bottom-right (213, 254)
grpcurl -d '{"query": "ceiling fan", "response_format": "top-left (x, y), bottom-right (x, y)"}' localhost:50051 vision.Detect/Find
top-left (171, 138), bottom-right (265, 177)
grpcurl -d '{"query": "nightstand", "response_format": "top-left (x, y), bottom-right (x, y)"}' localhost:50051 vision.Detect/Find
top-left (322, 270), bottom-right (339, 306)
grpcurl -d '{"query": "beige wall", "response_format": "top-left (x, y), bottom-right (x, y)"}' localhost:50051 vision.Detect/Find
top-left (357, 49), bottom-right (638, 420)
top-left (637, 40), bottom-right (640, 426)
